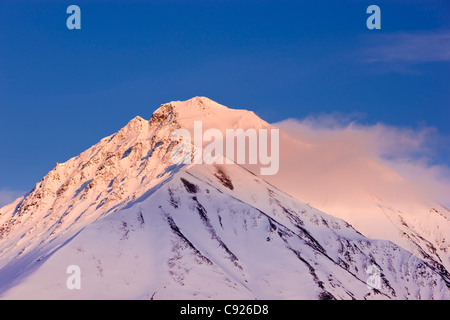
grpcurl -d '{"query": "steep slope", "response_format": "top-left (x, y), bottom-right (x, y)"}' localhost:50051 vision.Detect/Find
top-left (0, 97), bottom-right (272, 295)
top-left (2, 163), bottom-right (449, 299)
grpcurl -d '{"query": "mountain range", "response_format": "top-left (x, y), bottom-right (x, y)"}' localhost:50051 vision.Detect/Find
top-left (0, 97), bottom-right (449, 299)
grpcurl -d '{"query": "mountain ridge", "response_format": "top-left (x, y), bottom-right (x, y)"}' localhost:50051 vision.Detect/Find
top-left (2, 162), bottom-right (449, 299)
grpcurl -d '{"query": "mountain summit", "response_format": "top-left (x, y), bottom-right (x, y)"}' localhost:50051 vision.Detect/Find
top-left (0, 97), bottom-right (449, 299)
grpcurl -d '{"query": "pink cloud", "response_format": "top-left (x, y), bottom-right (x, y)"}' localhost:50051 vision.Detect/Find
top-left (269, 115), bottom-right (450, 208)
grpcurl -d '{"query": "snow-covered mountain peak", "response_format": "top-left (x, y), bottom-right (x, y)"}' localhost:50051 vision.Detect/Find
top-left (154, 97), bottom-right (271, 133)
top-left (1, 97), bottom-right (449, 299)
top-left (0, 97), bottom-right (253, 255)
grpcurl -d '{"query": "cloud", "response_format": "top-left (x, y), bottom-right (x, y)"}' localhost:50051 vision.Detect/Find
top-left (363, 30), bottom-right (450, 64)
top-left (384, 157), bottom-right (450, 206)
top-left (269, 115), bottom-right (450, 208)
top-left (0, 188), bottom-right (24, 209)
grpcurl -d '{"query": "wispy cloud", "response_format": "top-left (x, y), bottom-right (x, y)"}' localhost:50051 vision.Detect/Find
top-left (359, 30), bottom-right (450, 75)
top-left (363, 30), bottom-right (450, 64)
top-left (271, 115), bottom-right (450, 208)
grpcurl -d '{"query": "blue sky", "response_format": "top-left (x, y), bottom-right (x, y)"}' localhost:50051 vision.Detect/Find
top-left (0, 0), bottom-right (449, 204)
